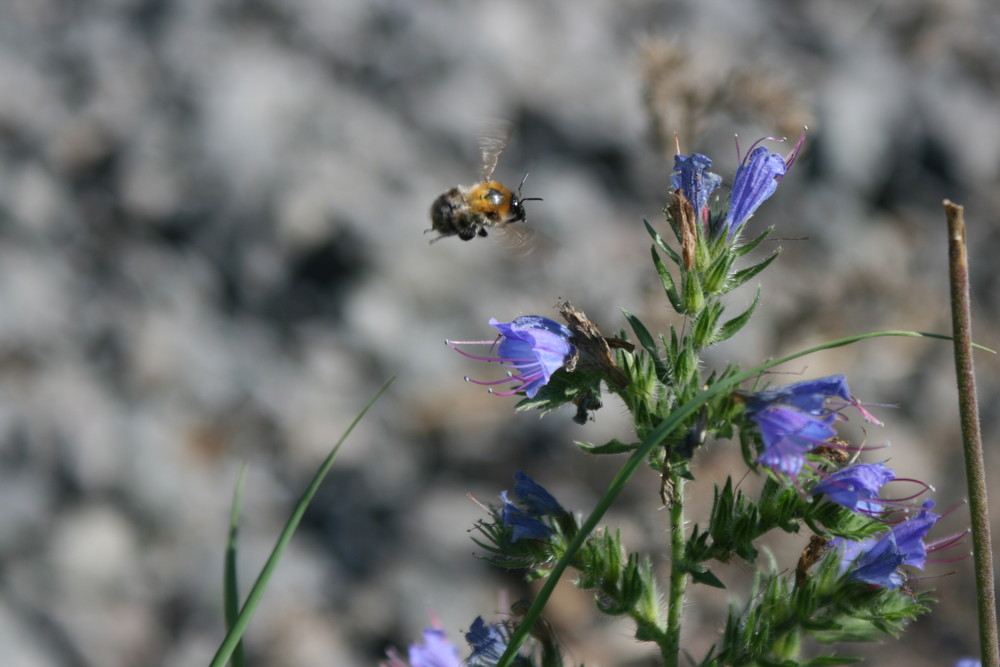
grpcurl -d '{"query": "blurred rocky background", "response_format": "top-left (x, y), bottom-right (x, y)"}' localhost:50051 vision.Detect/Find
top-left (0, 0), bottom-right (998, 665)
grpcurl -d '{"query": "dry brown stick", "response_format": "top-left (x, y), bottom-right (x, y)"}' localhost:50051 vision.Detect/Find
top-left (944, 199), bottom-right (997, 666)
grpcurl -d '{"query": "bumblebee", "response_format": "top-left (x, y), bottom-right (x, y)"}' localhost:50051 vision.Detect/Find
top-left (427, 121), bottom-right (541, 243)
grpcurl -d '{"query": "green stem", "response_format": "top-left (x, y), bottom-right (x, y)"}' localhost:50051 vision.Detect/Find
top-left (665, 473), bottom-right (686, 667)
top-left (944, 200), bottom-right (998, 666)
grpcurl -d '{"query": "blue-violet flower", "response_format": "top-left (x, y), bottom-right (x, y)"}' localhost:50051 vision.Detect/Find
top-left (812, 462), bottom-right (895, 514)
top-left (501, 491), bottom-right (552, 542)
top-left (382, 624), bottom-right (462, 667)
top-left (671, 152), bottom-right (722, 221)
top-left (724, 129), bottom-right (806, 237)
top-left (465, 616), bottom-right (510, 667)
top-left (743, 375), bottom-right (880, 478)
top-left (449, 316), bottom-right (575, 399)
top-left (501, 471), bottom-right (567, 542)
top-left (833, 500), bottom-right (940, 589)
top-left (511, 470), bottom-right (566, 517)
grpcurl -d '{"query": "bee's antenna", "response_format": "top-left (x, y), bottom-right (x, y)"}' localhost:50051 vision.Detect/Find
top-left (518, 172), bottom-right (531, 191)
top-left (517, 172), bottom-right (542, 202)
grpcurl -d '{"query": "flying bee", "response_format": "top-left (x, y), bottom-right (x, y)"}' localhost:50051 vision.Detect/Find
top-left (427, 121), bottom-right (542, 244)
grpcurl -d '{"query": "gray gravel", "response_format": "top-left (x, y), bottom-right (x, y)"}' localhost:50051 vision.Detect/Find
top-left (0, 0), bottom-right (997, 665)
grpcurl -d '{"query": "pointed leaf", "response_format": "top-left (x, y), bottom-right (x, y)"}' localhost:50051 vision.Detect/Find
top-left (692, 299), bottom-right (723, 348)
top-left (716, 287), bottom-right (761, 343)
top-left (623, 309), bottom-right (659, 357)
top-left (644, 219), bottom-right (681, 266)
top-left (732, 225), bottom-right (774, 258)
top-left (690, 567), bottom-right (726, 589)
top-left (651, 247), bottom-right (683, 312)
top-left (576, 439), bottom-right (639, 455)
top-left (622, 309), bottom-right (671, 384)
top-left (727, 249), bottom-right (781, 292)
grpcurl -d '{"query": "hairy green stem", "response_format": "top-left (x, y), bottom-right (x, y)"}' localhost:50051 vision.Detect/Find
top-left (665, 474), bottom-right (686, 667)
top-left (944, 200), bottom-right (998, 666)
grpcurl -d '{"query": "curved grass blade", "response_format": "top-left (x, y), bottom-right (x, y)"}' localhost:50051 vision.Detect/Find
top-left (209, 377), bottom-right (395, 667)
top-left (224, 465), bottom-right (249, 667)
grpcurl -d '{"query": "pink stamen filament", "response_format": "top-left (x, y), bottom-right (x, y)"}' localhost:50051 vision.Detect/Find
top-left (465, 375), bottom-right (516, 387)
top-left (734, 134), bottom-right (784, 165)
top-left (448, 343), bottom-right (540, 368)
top-left (926, 531), bottom-right (969, 555)
top-left (877, 477), bottom-right (935, 504)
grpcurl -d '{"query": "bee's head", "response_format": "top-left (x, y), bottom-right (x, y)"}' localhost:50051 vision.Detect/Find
top-left (513, 172), bottom-right (542, 223)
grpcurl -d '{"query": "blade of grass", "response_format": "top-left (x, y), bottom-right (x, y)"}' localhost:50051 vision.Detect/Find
top-left (209, 377), bottom-right (395, 667)
top-left (224, 464), bottom-right (248, 667)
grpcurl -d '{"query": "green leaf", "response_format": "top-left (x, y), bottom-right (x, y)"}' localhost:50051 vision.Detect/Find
top-left (732, 225), bottom-right (774, 258)
top-left (691, 299), bottom-right (723, 349)
top-left (644, 218), bottom-right (681, 266)
top-left (576, 439), bottom-right (639, 455)
top-left (651, 247), bottom-right (684, 312)
top-left (702, 246), bottom-right (736, 296)
top-left (716, 287), bottom-right (761, 343)
top-left (727, 249), bottom-right (781, 292)
top-left (673, 343), bottom-right (697, 386)
top-left (689, 567), bottom-right (726, 589)
top-left (514, 369), bottom-right (605, 415)
top-left (623, 309), bottom-right (658, 357)
top-left (622, 310), bottom-right (671, 386)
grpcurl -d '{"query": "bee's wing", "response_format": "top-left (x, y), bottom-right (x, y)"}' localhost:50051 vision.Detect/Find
top-left (492, 220), bottom-right (558, 257)
top-left (477, 119), bottom-right (513, 182)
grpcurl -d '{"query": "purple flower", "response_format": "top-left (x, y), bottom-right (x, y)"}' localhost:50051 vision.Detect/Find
top-left (671, 152), bottom-right (722, 220)
top-left (448, 316), bottom-right (575, 399)
top-left (955, 659), bottom-right (982, 667)
top-left (511, 470), bottom-right (566, 517)
top-left (724, 129), bottom-right (806, 237)
top-left (465, 616), bottom-right (509, 667)
top-left (501, 490), bottom-right (553, 541)
top-left (833, 500), bottom-right (940, 589)
top-left (383, 625), bottom-right (462, 667)
top-left (743, 375), bottom-right (880, 478)
top-left (408, 628), bottom-right (462, 667)
top-left (750, 404), bottom-right (836, 477)
top-left (501, 471), bottom-right (567, 542)
top-left (812, 462), bottom-right (895, 513)
top-left (744, 375), bottom-right (854, 417)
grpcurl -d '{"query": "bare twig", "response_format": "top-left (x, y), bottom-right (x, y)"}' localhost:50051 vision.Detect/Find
top-left (944, 199), bottom-right (997, 666)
